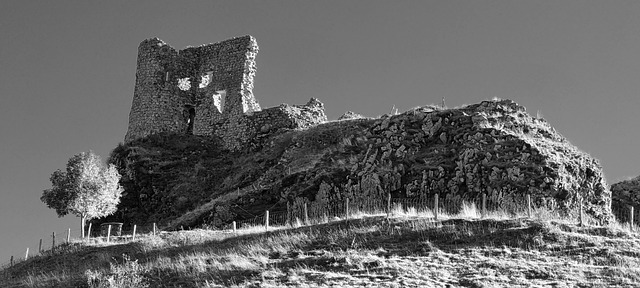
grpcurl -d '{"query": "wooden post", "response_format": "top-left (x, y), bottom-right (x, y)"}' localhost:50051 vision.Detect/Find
top-left (387, 193), bottom-right (391, 218)
top-left (38, 239), bottom-right (42, 254)
top-left (153, 223), bottom-right (157, 236)
top-left (132, 225), bottom-right (137, 241)
top-left (24, 248), bottom-right (29, 261)
top-left (87, 223), bottom-right (92, 239)
top-left (434, 194), bottom-right (439, 220)
top-left (527, 194), bottom-right (532, 218)
top-left (265, 211), bottom-right (269, 231)
top-left (10, 256), bottom-right (13, 267)
top-left (52, 232), bottom-right (56, 253)
top-left (345, 198), bottom-right (350, 220)
top-left (482, 193), bottom-right (487, 218)
top-left (579, 200), bottom-right (584, 227)
top-left (67, 228), bottom-right (71, 243)
top-left (304, 203), bottom-right (309, 225)
top-left (232, 221), bottom-right (237, 234)
top-left (286, 202), bottom-right (291, 226)
top-left (630, 206), bottom-right (635, 231)
top-left (107, 225), bottom-right (112, 243)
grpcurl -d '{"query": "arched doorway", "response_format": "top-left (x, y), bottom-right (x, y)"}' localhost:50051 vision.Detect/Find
top-left (186, 107), bottom-right (195, 134)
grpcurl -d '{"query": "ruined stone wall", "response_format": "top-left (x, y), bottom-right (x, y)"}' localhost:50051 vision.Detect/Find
top-left (124, 38), bottom-right (184, 142)
top-left (212, 98), bottom-right (328, 150)
top-left (124, 36), bottom-right (330, 151)
top-left (124, 36), bottom-right (262, 143)
top-left (191, 36), bottom-right (260, 119)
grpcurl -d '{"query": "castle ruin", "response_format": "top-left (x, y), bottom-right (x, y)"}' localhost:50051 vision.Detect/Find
top-left (124, 36), bottom-right (326, 150)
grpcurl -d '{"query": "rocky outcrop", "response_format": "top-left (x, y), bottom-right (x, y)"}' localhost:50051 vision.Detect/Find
top-left (273, 99), bottom-right (611, 224)
top-left (107, 99), bottom-right (612, 228)
top-left (338, 111), bottom-right (364, 120)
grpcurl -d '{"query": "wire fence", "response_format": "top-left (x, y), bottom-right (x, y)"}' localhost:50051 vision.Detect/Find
top-left (221, 193), bottom-right (559, 233)
top-left (611, 203), bottom-right (640, 227)
top-left (0, 222), bottom-right (160, 271)
top-left (3, 193), bottom-right (638, 272)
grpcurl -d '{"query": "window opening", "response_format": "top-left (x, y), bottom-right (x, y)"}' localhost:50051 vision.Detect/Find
top-left (199, 71), bottom-right (213, 88)
top-left (178, 78), bottom-right (191, 91)
top-left (213, 90), bottom-right (226, 113)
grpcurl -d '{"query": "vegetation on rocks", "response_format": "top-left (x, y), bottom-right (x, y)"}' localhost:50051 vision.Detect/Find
top-left (103, 99), bottom-right (611, 231)
top-left (611, 175), bottom-right (640, 222)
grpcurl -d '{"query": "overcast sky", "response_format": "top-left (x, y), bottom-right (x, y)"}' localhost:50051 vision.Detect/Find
top-left (1, 1), bottom-right (639, 264)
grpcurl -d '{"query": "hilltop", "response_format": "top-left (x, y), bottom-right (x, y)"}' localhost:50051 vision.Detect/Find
top-left (103, 99), bottom-right (611, 230)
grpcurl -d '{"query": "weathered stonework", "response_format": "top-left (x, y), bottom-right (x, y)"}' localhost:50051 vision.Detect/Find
top-left (124, 36), bottom-right (326, 150)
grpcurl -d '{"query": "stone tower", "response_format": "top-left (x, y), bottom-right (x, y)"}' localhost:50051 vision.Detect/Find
top-left (124, 35), bottom-right (261, 142)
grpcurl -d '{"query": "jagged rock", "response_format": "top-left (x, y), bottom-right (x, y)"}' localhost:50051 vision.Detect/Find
top-left (338, 111), bottom-right (364, 120)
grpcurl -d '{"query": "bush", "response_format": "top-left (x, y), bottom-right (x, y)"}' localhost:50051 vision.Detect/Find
top-left (85, 254), bottom-right (148, 288)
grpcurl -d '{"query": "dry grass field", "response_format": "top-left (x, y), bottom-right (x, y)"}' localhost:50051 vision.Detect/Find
top-left (2, 205), bottom-right (640, 287)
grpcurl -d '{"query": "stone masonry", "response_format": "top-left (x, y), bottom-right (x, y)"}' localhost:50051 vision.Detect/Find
top-left (124, 36), bottom-right (326, 150)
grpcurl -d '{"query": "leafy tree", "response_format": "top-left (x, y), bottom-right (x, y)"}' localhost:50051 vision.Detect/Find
top-left (41, 151), bottom-right (123, 238)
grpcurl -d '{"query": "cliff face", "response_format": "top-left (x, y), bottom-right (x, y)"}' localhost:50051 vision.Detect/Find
top-left (106, 99), bottom-right (612, 228)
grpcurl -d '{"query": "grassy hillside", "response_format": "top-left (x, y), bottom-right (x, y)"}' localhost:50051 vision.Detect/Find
top-left (3, 207), bottom-right (639, 287)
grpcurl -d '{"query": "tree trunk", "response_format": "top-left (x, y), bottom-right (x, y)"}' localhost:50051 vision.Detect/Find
top-left (81, 215), bottom-right (86, 239)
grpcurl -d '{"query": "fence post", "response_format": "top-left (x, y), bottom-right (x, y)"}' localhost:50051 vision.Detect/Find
top-left (87, 223), bottom-right (92, 239)
top-left (132, 225), bottom-right (137, 241)
top-left (232, 221), bottom-right (237, 235)
top-left (286, 202), bottom-right (291, 226)
top-left (630, 206), bottom-right (635, 232)
top-left (38, 239), bottom-right (42, 254)
top-left (107, 225), bottom-right (111, 243)
top-left (345, 198), bottom-right (350, 220)
top-left (153, 223), bottom-right (157, 236)
top-left (52, 232), bottom-right (56, 253)
top-left (24, 248), bottom-right (29, 261)
top-left (527, 194), bottom-right (532, 218)
top-left (579, 200), bottom-right (584, 227)
top-left (482, 193), bottom-right (487, 218)
top-left (387, 193), bottom-right (391, 218)
top-left (10, 256), bottom-right (13, 267)
top-left (434, 194), bottom-right (439, 221)
top-left (265, 211), bottom-right (269, 231)
top-left (67, 228), bottom-right (71, 243)
top-left (304, 203), bottom-right (309, 225)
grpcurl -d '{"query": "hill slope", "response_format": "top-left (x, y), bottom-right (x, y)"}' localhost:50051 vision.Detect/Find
top-left (105, 99), bottom-right (611, 230)
top-left (2, 214), bottom-right (639, 287)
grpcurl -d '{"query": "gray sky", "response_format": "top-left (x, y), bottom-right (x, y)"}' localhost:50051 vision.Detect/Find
top-left (1, 1), bottom-right (639, 263)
